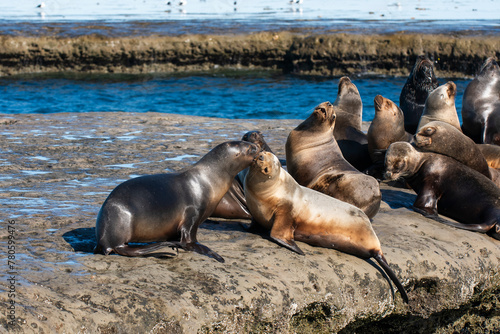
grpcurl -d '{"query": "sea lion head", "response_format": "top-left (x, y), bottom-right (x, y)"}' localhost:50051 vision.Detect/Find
top-left (212, 141), bottom-right (260, 172)
top-left (312, 101), bottom-right (336, 128)
top-left (374, 95), bottom-right (404, 119)
top-left (336, 76), bottom-right (361, 101)
top-left (334, 76), bottom-right (362, 115)
top-left (247, 151), bottom-right (281, 184)
top-left (426, 81), bottom-right (457, 110)
top-left (242, 130), bottom-right (273, 153)
top-left (384, 142), bottom-right (420, 181)
top-left (478, 57), bottom-right (500, 79)
top-left (413, 125), bottom-right (436, 148)
top-left (412, 56), bottom-right (438, 89)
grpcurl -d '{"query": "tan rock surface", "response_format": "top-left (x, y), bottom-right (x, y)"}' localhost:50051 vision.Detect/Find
top-left (0, 113), bottom-right (499, 333)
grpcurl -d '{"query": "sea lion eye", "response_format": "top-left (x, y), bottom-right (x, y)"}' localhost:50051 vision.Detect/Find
top-left (425, 127), bottom-right (435, 135)
top-left (264, 167), bottom-right (269, 173)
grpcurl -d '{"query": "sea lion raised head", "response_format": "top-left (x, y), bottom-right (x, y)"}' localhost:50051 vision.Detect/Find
top-left (417, 81), bottom-right (461, 132)
top-left (368, 95), bottom-right (411, 163)
top-left (400, 55), bottom-right (439, 134)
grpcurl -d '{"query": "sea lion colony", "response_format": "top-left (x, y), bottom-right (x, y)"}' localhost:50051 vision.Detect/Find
top-left (95, 56), bottom-right (500, 304)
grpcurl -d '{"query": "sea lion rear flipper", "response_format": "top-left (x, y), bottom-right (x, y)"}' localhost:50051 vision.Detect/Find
top-left (112, 241), bottom-right (182, 257)
top-left (373, 252), bottom-right (409, 304)
top-left (269, 212), bottom-right (305, 255)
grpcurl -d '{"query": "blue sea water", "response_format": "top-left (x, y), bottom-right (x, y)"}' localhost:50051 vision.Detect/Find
top-left (0, 72), bottom-right (469, 121)
top-left (0, 0), bottom-right (494, 120)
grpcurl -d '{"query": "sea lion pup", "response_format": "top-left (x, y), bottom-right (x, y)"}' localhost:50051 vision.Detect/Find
top-left (416, 81), bottom-right (461, 132)
top-left (414, 121), bottom-right (492, 179)
top-left (286, 101), bottom-right (381, 218)
top-left (244, 151), bottom-right (409, 303)
top-left (400, 55), bottom-right (439, 134)
top-left (94, 141), bottom-right (260, 262)
top-left (332, 77), bottom-right (372, 171)
top-left (367, 95), bottom-right (412, 166)
top-left (478, 144), bottom-right (500, 169)
top-left (462, 57), bottom-right (500, 143)
top-left (384, 142), bottom-right (500, 240)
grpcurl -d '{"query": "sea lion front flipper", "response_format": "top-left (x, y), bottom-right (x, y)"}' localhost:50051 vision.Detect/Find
top-left (181, 242), bottom-right (225, 263)
top-left (412, 187), bottom-right (439, 216)
top-left (269, 212), bottom-right (304, 255)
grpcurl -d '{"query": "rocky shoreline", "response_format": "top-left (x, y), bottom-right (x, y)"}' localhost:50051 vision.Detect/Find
top-left (0, 112), bottom-right (499, 333)
top-left (0, 32), bottom-right (499, 78)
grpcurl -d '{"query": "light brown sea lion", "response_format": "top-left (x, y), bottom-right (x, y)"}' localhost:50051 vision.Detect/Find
top-left (94, 141), bottom-right (260, 262)
top-left (211, 131), bottom-right (276, 220)
top-left (478, 144), bottom-right (500, 169)
top-left (400, 55), bottom-right (439, 134)
top-left (244, 151), bottom-right (408, 303)
top-left (286, 101), bottom-right (381, 218)
top-left (384, 142), bottom-right (500, 240)
top-left (417, 81), bottom-right (461, 132)
top-left (367, 95), bottom-right (412, 164)
top-left (333, 76), bottom-right (366, 143)
top-left (413, 121), bottom-right (492, 180)
top-left (462, 57), bottom-right (500, 144)
top-left (332, 77), bottom-right (372, 171)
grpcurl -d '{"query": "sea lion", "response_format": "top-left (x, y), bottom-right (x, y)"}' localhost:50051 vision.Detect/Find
top-left (413, 121), bottom-right (492, 179)
top-left (462, 57), bottom-right (500, 144)
top-left (478, 144), bottom-right (500, 169)
top-left (483, 101), bottom-right (500, 145)
top-left (384, 142), bottom-right (500, 240)
top-left (416, 81), bottom-right (461, 132)
top-left (332, 76), bottom-right (366, 143)
top-left (367, 95), bottom-right (412, 165)
top-left (286, 101), bottom-right (381, 218)
top-left (332, 77), bottom-right (372, 171)
top-left (211, 131), bottom-right (278, 220)
top-left (94, 141), bottom-right (259, 262)
top-left (400, 56), bottom-right (439, 134)
top-left (244, 151), bottom-right (409, 303)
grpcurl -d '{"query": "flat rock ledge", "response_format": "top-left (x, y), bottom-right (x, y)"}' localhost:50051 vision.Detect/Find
top-left (0, 112), bottom-right (499, 333)
top-left (0, 33), bottom-right (499, 78)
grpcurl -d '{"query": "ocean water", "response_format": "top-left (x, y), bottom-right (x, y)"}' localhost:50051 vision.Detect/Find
top-left (0, 72), bottom-right (469, 121)
top-left (0, 0), bottom-right (495, 120)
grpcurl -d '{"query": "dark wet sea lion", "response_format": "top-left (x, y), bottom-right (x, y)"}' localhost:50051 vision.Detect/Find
top-left (417, 81), bottom-right (461, 132)
top-left (94, 141), bottom-right (259, 262)
top-left (332, 77), bottom-right (372, 171)
top-left (414, 121), bottom-right (492, 180)
top-left (286, 101), bottom-right (381, 218)
top-left (367, 95), bottom-right (412, 164)
top-left (462, 57), bottom-right (500, 143)
top-left (384, 142), bottom-right (500, 240)
top-left (483, 101), bottom-right (500, 145)
top-left (211, 130), bottom-right (278, 220)
top-left (244, 151), bottom-right (408, 303)
top-left (400, 56), bottom-right (439, 134)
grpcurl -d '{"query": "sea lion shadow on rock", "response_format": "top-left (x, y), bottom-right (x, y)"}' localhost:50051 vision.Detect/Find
top-left (63, 228), bottom-right (97, 253)
top-left (380, 188), bottom-right (417, 210)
